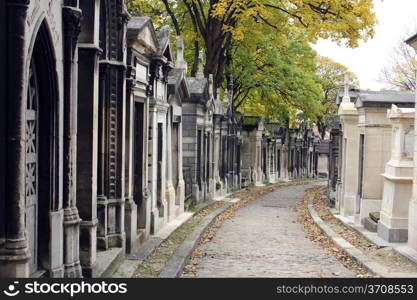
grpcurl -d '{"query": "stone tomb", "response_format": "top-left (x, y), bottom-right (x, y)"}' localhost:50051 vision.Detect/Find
top-left (182, 53), bottom-right (216, 203)
top-left (354, 91), bottom-right (414, 224)
top-left (241, 117), bottom-right (289, 186)
top-left (378, 105), bottom-right (414, 242)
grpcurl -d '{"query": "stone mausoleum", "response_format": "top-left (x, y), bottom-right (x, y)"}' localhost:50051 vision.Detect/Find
top-left (0, 0), bottom-right (323, 278)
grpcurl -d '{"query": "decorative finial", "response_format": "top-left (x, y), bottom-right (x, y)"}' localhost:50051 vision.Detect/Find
top-left (224, 87), bottom-right (229, 104)
top-left (208, 74), bottom-right (214, 97)
top-left (196, 50), bottom-right (204, 79)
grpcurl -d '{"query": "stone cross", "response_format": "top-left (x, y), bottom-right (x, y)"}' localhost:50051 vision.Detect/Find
top-left (342, 73), bottom-right (351, 103)
top-left (196, 50), bottom-right (204, 79)
top-left (208, 74), bottom-right (214, 98)
top-left (224, 87), bottom-right (229, 104)
top-left (175, 36), bottom-right (187, 72)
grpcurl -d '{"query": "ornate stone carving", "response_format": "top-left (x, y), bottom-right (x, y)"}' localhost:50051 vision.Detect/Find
top-left (63, 6), bottom-right (82, 40)
top-left (404, 125), bottom-right (414, 158)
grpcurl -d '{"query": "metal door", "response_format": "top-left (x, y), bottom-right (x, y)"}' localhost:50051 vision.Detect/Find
top-left (26, 62), bottom-right (39, 275)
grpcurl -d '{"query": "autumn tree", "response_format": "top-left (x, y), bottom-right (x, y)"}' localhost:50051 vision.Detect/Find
top-left (235, 29), bottom-right (322, 124)
top-left (315, 56), bottom-right (359, 137)
top-left (128, 0), bottom-right (376, 91)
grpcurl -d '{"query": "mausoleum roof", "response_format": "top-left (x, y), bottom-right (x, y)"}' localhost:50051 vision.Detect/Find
top-left (336, 88), bottom-right (415, 108)
top-left (127, 17), bottom-right (151, 36)
top-left (156, 25), bottom-right (172, 59)
top-left (127, 17), bottom-right (159, 53)
top-left (356, 90), bottom-right (415, 108)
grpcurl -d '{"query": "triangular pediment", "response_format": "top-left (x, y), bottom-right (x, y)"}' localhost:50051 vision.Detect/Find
top-left (138, 23), bottom-right (158, 51)
top-left (127, 17), bottom-right (159, 52)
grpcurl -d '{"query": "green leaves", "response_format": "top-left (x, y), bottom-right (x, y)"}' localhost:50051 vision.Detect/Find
top-left (128, 0), bottom-right (372, 125)
top-left (236, 30), bottom-right (322, 123)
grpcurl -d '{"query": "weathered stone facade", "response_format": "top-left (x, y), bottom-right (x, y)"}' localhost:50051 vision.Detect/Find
top-left (125, 16), bottom-right (154, 253)
top-left (0, 1), bottom-right (191, 278)
top-left (378, 106), bottom-right (414, 242)
top-left (212, 85), bottom-right (242, 198)
top-left (0, 2), bottom-right (325, 278)
top-left (0, 0), bottom-right (84, 278)
top-left (328, 71), bottom-right (417, 257)
top-left (331, 84), bottom-right (414, 224)
top-left (182, 55), bottom-right (216, 203)
top-left (399, 35), bottom-right (417, 257)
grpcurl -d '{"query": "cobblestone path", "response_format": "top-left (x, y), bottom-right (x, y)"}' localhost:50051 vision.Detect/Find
top-left (190, 183), bottom-right (356, 277)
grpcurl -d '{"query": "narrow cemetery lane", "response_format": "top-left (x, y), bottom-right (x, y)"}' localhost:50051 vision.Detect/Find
top-left (186, 183), bottom-right (356, 277)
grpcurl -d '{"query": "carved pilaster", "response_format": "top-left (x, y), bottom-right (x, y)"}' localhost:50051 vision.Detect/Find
top-left (0, 0), bottom-right (31, 278)
top-left (62, 4), bottom-right (83, 278)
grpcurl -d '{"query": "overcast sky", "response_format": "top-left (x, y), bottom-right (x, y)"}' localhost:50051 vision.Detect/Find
top-left (312, 0), bottom-right (417, 90)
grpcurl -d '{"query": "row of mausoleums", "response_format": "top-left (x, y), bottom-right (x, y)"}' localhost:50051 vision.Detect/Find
top-left (240, 117), bottom-right (328, 187)
top-left (328, 66), bottom-right (417, 262)
top-left (0, 1), bottom-right (326, 278)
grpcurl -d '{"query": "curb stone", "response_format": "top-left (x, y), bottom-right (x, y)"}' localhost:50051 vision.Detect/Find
top-left (307, 195), bottom-right (417, 278)
top-left (158, 201), bottom-right (234, 278)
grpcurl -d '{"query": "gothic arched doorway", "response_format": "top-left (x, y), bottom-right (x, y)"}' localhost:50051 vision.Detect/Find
top-left (25, 21), bottom-right (59, 276)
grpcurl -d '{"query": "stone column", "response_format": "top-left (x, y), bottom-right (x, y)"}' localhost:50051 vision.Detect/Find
top-left (255, 130), bottom-right (264, 186)
top-left (271, 143), bottom-right (277, 183)
top-left (265, 143), bottom-right (270, 183)
top-left (280, 133), bottom-right (290, 182)
top-left (191, 126), bottom-right (201, 203)
top-left (176, 120), bottom-right (185, 214)
top-left (338, 83), bottom-right (359, 217)
top-left (213, 127), bottom-right (221, 197)
top-left (62, 4), bottom-right (83, 278)
top-left (378, 106), bottom-right (414, 242)
top-left (139, 90), bottom-right (151, 238)
top-left (273, 143), bottom-right (277, 180)
top-left (276, 143), bottom-right (281, 180)
top-left (76, 0), bottom-right (101, 277)
top-left (124, 75), bottom-right (137, 254)
top-left (148, 103), bottom-right (158, 233)
top-left (336, 131), bottom-right (343, 211)
top-left (0, 0), bottom-right (30, 278)
top-left (161, 112), bottom-right (168, 218)
top-left (203, 131), bottom-right (208, 197)
top-left (149, 101), bottom-right (169, 233)
top-left (165, 111), bottom-right (176, 222)
top-left (207, 131), bottom-right (215, 199)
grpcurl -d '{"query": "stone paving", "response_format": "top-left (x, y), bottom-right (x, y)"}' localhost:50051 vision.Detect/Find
top-left (188, 183), bottom-right (356, 277)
